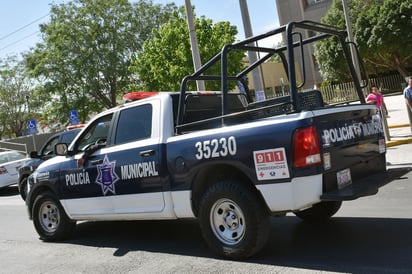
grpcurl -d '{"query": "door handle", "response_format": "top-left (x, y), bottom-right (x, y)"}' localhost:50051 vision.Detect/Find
top-left (91, 159), bottom-right (103, 165)
top-left (139, 149), bottom-right (155, 157)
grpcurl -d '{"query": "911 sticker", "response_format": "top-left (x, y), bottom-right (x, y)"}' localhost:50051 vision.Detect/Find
top-left (253, 147), bottom-right (290, 180)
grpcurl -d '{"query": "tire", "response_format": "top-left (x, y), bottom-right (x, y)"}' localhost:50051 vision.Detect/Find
top-left (198, 180), bottom-right (270, 259)
top-left (294, 201), bottom-right (342, 221)
top-left (32, 191), bottom-right (76, 241)
top-left (18, 176), bottom-right (28, 201)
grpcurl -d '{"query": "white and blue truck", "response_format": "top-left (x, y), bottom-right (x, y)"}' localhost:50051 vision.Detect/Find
top-left (26, 21), bottom-right (410, 259)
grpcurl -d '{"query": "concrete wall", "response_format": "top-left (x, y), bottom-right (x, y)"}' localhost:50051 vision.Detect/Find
top-left (0, 132), bottom-right (60, 154)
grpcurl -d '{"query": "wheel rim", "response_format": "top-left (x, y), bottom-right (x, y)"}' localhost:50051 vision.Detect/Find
top-left (210, 198), bottom-right (246, 245)
top-left (38, 201), bottom-right (60, 233)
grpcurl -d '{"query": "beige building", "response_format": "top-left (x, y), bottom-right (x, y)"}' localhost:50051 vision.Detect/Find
top-left (275, 0), bottom-right (333, 89)
top-left (248, 62), bottom-right (303, 98)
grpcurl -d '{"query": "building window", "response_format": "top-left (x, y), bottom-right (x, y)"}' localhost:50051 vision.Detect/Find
top-left (307, 30), bottom-right (316, 38)
top-left (306, 0), bottom-right (326, 6)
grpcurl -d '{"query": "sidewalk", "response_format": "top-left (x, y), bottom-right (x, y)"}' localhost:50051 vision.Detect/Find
top-left (383, 93), bottom-right (412, 147)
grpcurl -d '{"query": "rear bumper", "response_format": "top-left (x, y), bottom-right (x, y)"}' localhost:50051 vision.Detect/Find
top-left (321, 167), bottom-right (411, 201)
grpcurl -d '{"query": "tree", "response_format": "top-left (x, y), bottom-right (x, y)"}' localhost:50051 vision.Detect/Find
top-left (129, 8), bottom-right (244, 91)
top-left (0, 57), bottom-right (36, 138)
top-left (315, 0), bottom-right (412, 82)
top-left (25, 0), bottom-right (177, 123)
top-left (313, 0), bottom-right (351, 82)
top-left (355, 0), bottom-right (412, 78)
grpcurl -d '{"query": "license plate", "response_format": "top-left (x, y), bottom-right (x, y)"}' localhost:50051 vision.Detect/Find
top-left (337, 168), bottom-right (352, 189)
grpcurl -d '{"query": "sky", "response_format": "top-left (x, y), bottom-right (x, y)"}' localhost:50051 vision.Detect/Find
top-left (0, 0), bottom-right (279, 59)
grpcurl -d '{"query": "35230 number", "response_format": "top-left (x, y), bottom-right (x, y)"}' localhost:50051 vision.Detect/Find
top-left (195, 136), bottom-right (237, 160)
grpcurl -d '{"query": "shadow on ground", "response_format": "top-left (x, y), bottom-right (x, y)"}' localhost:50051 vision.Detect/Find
top-left (61, 215), bottom-right (412, 273)
top-left (0, 186), bottom-right (19, 196)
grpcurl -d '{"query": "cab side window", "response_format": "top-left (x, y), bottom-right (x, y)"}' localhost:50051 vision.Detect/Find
top-left (42, 137), bottom-right (59, 156)
top-left (60, 131), bottom-right (78, 144)
top-left (77, 115), bottom-right (112, 151)
top-left (115, 104), bottom-right (152, 145)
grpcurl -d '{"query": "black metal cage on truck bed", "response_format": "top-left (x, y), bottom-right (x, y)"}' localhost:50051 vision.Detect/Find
top-left (175, 20), bottom-right (367, 134)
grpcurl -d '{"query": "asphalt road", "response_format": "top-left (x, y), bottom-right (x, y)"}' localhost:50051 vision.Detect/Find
top-left (0, 145), bottom-right (411, 273)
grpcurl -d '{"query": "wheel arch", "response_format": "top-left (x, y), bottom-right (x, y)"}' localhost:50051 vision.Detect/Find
top-left (18, 174), bottom-right (29, 190)
top-left (190, 163), bottom-right (269, 217)
top-left (27, 184), bottom-right (59, 219)
top-left (18, 174), bottom-right (30, 200)
top-left (18, 173), bottom-right (29, 184)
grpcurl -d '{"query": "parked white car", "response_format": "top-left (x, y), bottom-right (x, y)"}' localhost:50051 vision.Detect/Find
top-left (0, 150), bottom-right (28, 188)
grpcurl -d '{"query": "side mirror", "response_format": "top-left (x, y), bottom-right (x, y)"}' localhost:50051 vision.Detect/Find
top-left (29, 151), bottom-right (39, 158)
top-left (54, 143), bottom-right (68, 156)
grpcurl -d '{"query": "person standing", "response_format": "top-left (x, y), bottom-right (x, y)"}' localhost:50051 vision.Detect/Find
top-left (404, 77), bottom-right (412, 111)
top-left (366, 85), bottom-right (388, 116)
top-left (404, 77), bottom-right (412, 132)
top-left (366, 85), bottom-right (390, 140)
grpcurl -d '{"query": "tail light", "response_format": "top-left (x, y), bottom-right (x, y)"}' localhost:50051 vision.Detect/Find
top-left (0, 167), bottom-right (8, 174)
top-left (293, 126), bottom-right (321, 167)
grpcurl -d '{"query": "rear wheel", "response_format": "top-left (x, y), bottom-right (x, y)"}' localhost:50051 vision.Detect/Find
top-left (294, 201), bottom-right (342, 221)
top-left (198, 180), bottom-right (270, 259)
top-left (32, 191), bottom-right (76, 241)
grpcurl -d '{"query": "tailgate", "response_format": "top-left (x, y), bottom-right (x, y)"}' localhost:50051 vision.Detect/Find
top-left (313, 105), bottom-right (410, 200)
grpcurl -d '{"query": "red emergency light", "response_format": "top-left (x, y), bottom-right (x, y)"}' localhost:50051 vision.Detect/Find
top-left (123, 91), bottom-right (159, 103)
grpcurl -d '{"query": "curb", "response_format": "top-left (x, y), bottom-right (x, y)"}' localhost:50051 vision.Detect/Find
top-left (388, 124), bottom-right (410, 129)
top-left (386, 138), bottom-right (412, 147)
top-left (386, 124), bottom-right (412, 146)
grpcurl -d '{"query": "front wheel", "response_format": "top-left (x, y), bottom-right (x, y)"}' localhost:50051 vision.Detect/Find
top-left (198, 181), bottom-right (270, 259)
top-left (32, 191), bottom-right (76, 241)
top-left (294, 201), bottom-right (342, 221)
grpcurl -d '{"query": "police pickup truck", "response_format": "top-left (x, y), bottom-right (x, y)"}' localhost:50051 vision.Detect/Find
top-left (26, 21), bottom-right (410, 259)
